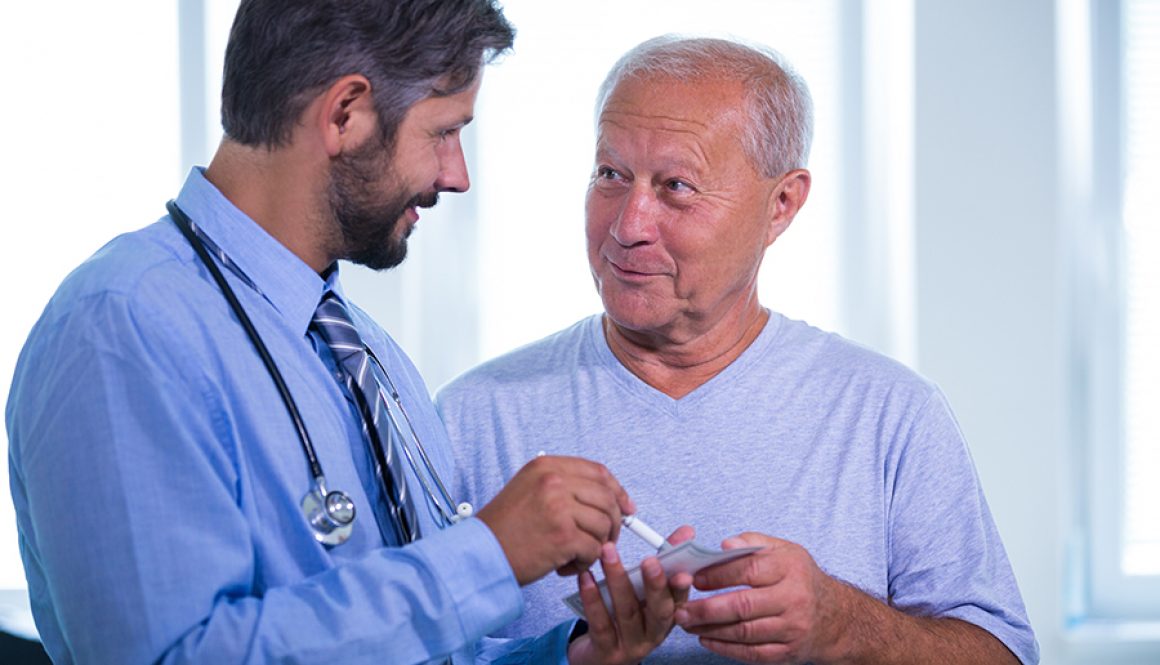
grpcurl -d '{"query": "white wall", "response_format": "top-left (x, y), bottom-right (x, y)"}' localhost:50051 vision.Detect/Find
top-left (915, 0), bottom-right (1065, 659)
top-left (914, 1), bottom-right (1155, 663)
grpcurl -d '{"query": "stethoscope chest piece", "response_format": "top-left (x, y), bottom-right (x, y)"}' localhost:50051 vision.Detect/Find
top-left (302, 479), bottom-right (356, 546)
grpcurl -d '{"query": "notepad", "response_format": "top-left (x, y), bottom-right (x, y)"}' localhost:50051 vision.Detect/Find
top-left (562, 540), bottom-right (761, 617)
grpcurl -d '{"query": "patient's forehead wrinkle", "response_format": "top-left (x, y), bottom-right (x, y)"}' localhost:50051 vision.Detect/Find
top-left (601, 108), bottom-right (713, 131)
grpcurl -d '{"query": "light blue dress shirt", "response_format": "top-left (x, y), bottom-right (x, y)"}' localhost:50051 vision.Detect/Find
top-left (6, 169), bottom-right (574, 664)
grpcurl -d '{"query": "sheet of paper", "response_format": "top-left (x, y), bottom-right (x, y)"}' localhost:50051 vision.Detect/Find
top-left (562, 541), bottom-right (761, 617)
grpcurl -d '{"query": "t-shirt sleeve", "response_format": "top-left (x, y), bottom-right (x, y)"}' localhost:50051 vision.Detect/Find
top-left (886, 389), bottom-right (1040, 664)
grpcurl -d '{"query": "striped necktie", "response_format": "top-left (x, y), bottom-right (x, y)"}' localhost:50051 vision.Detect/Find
top-left (311, 292), bottom-right (420, 545)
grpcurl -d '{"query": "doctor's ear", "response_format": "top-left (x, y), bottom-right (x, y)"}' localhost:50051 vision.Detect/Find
top-left (316, 74), bottom-right (380, 157)
top-left (765, 169), bottom-right (811, 246)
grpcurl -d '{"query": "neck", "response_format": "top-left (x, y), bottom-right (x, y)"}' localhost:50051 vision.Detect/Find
top-left (204, 139), bottom-right (335, 273)
top-left (603, 301), bottom-right (769, 399)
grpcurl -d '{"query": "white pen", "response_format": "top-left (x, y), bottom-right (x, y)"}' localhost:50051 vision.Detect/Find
top-left (622, 514), bottom-right (672, 552)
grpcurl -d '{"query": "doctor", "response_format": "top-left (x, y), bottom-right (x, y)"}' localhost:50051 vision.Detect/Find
top-left (5, 1), bottom-right (686, 663)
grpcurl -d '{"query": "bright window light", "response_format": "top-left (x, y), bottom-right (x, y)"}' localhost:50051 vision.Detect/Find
top-left (0, 3), bottom-right (182, 592)
top-left (1121, 0), bottom-right (1160, 576)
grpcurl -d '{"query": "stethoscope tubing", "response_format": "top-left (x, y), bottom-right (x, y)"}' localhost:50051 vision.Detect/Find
top-left (167, 200), bottom-right (327, 482)
top-left (167, 199), bottom-right (465, 540)
top-left (366, 349), bottom-right (460, 523)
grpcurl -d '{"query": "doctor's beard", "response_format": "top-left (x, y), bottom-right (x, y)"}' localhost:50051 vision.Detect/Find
top-left (328, 140), bottom-right (439, 272)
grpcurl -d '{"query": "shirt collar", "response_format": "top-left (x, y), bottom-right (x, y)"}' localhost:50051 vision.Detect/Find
top-left (173, 167), bottom-right (333, 336)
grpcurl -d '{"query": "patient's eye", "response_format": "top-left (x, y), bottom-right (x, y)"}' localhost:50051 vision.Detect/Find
top-left (596, 165), bottom-right (624, 181)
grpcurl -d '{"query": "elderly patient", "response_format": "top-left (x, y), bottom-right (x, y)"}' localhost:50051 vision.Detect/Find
top-left (437, 35), bottom-right (1038, 664)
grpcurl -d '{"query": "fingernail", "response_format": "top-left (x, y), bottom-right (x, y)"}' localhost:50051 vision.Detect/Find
top-left (641, 557), bottom-right (661, 578)
top-left (602, 542), bottom-right (619, 565)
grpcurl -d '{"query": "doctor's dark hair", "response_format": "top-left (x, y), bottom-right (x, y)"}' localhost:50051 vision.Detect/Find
top-left (220, 0), bottom-right (514, 148)
top-left (595, 35), bottom-right (813, 178)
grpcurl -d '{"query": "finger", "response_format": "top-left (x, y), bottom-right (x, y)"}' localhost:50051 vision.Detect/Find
top-left (638, 556), bottom-right (677, 644)
top-left (561, 528), bottom-right (606, 572)
top-left (670, 572), bottom-right (693, 604)
top-left (601, 543), bottom-right (644, 645)
top-left (535, 456), bottom-right (630, 543)
top-left (577, 569), bottom-right (618, 654)
top-left (721, 536), bottom-right (751, 550)
top-left (682, 614), bottom-right (790, 644)
top-left (535, 455), bottom-right (616, 483)
top-left (575, 488), bottom-right (626, 544)
top-left (542, 504), bottom-right (609, 573)
top-left (694, 548), bottom-right (784, 592)
top-left (557, 456), bottom-right (633, 533)
top-left (727, 531), bottom-right (781, 548)
top-left (614, 485), bottom-right (634, 530)
top-left (667, 524), bottom-right (696, 547)
top-left (699, 636), bottom-right (796, 664)
top-left (676, 587), bottom-right (785, 629)
top-left (540, 456), bottom-right (631, 507)
top-left (557, 561), bottom-right (588, 577)
top-left (570, 501), bottom-right (619, 550)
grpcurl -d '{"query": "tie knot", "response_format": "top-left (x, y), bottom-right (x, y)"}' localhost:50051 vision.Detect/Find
top-left (312, 293), bottom-right (365, 362)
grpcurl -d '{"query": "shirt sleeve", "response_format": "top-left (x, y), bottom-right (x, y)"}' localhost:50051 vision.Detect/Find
top-left (885, 389), bottom-right (1039, 664)
top-left (7, 290), bottom-right (523, 665)
top-left (473, 620), bottom-right (576, 664)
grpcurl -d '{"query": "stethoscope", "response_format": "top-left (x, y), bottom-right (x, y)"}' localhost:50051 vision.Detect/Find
top-left (167, 200), bottom-right (472, 547)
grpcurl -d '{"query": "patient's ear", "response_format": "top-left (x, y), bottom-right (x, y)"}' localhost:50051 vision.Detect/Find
top-left (765, 169), bottom-right (811, 246)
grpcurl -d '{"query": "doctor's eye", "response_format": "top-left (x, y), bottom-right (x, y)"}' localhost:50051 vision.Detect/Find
top-left (664, 179), bottom-right (695, 194)
top-left (436, 127), bottom-right (461, 143)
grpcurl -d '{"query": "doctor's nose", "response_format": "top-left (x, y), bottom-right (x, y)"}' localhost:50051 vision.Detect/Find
top-left (436, 138), bottom-right (470, 193)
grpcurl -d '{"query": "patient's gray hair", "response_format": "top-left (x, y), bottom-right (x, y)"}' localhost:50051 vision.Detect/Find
top-left (595, 35), bottom-right (813, 178)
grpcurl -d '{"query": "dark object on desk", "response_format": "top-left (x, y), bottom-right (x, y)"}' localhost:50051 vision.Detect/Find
top-left (0, 629), bottom-right (50, 665)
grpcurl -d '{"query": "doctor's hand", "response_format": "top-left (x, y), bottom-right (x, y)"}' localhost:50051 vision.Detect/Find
top-left (674, 532), bottom-right (842, 664)
top-left (568, 526), bottom-right (696, 665)
top-left (477, 455), bottom-right (633, 586)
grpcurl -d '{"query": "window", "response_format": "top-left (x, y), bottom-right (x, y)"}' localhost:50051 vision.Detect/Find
top-left (1075, 0), bottom-right (1160, 620)
top-left (0, 2), bottom-right (183, 593)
